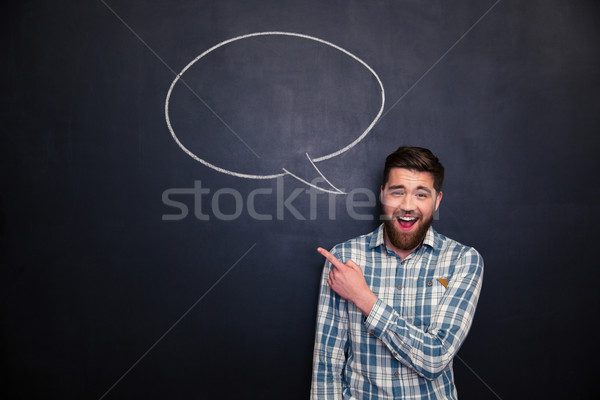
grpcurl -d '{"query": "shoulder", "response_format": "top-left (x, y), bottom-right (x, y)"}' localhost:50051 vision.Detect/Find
top-left (329, 226), bottom-right (381, 260)
top-left (431, 229), bottom-right (484, 273)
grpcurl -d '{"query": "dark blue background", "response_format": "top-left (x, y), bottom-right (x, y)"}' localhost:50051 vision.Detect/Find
top-left (2, 1), bottom-right (598, 399)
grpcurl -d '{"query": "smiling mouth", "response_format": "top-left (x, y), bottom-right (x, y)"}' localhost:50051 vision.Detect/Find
top-left (396, 215), bottom-right (418, 230)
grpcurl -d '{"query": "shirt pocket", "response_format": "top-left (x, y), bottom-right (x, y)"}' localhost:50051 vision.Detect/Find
top-left (412, 276), bottom-right (448, 327)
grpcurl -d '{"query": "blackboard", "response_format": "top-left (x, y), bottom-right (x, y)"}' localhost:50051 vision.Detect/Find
top-left (2, 1), bottom-right (598, 399)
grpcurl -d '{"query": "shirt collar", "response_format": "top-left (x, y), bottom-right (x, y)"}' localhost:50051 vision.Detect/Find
top-left (369, 224), bottom-right (386, 249)
top-left (369, 223), bottom-right (439, 251)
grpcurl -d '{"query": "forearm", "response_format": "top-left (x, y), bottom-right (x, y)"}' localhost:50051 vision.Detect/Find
top-left (364, 299), bottom-right (456, 380)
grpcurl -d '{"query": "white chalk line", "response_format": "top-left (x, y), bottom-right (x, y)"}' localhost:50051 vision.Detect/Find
top-left (378, 0), bottom-right (502, 123)
top-left (282, 169), bottom-right (345, 195)
top-left (165, 31), bottom-right (385, 186)
top-left (305, 153), bottom-right (345, 194)
top-left (97, 243), bottom-right (257, 400)
top-left (286, 153), bottom-right (345, 194)
top-left (99, 0), bottom-right (260, 159)
top-left (282, 153), bottom-right (346, 194)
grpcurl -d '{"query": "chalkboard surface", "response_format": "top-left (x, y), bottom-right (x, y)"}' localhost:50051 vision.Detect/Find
top-left (2, 1), bottom-right (598, 399)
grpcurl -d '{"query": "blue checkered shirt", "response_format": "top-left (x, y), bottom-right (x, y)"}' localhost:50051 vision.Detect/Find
top-left (311, 224), bottom-right (484, 399)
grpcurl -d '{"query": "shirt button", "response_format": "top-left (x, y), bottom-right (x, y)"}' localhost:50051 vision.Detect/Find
top-left (397, 285), bottom-right (402, 290)
top-left (395, 372), bottom-right (400, 377)
top-left (392, 352), bottom-right (398, 357)
top-left (370, 330), bottom-right (375, 335)
top-left (400, 260), bottom-right (406, 265)
top-left (427, 281), bottom-right (433, 286)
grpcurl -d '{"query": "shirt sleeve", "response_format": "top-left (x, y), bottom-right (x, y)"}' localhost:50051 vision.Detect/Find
top-left (310, 254), bottom-right (349, 400)
top-left (364, 247), bottom-right (484, 380)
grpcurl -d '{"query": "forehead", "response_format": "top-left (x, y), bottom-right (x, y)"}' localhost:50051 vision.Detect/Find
top-left (385, 168), bottom-right (435, 189)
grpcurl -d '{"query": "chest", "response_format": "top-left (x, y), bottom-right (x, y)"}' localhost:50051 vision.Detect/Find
top-left (360, 252), bottom-right (453, 327)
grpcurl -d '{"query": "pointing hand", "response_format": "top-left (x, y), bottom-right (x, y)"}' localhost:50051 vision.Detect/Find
top-left (317, 247), bottom-right (377, 316)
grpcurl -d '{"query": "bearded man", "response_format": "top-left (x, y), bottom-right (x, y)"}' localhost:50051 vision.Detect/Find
top-left (311, 146), bottom-right (484, 400)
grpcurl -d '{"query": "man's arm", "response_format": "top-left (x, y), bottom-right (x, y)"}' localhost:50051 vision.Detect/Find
top-left (320, 246), bottom-right (484, 381)
top-left (310, 253), bottom-right (349, 400)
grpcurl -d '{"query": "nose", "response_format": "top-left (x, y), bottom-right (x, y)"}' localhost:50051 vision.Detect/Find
top-left (400, 194), bottom-right (415, 213)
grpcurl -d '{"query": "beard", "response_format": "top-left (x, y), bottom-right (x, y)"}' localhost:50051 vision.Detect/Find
top-left (383, 212), bottom-right (434, 252)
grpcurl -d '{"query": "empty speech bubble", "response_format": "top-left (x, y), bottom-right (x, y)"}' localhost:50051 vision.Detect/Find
top-left (165, 31), bottom-right (385, 194)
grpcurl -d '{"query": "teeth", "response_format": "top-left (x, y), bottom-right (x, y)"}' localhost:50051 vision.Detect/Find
top-left (398, 216), bottom-right (416, 221)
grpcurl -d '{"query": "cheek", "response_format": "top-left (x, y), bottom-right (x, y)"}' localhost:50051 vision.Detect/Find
top-left (381, 199), bottom-right (400, 214)
top-left (417, 202), bottom-right (436, 218)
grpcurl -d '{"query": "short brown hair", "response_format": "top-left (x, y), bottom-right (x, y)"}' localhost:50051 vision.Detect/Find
top-left (382, 146), bottom-right (445, 193)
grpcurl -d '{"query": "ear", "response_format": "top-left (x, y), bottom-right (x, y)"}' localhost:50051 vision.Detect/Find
top-left (434, 191), bottom-right (443, 211)
top-left (379, 185), bottom-right (384, 203)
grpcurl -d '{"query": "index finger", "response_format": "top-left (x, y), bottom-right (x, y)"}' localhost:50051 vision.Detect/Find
top-left (317, 247), bottom-right (345, 269)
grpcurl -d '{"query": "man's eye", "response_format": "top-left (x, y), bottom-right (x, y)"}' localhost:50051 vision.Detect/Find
top-left (416, 193), bottom-right (427, 198)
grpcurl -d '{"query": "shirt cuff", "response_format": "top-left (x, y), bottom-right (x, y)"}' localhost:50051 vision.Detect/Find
top-left (364, 299), bottom-right (415, 357)
top-left (364, 298), bottom-right (395, 337)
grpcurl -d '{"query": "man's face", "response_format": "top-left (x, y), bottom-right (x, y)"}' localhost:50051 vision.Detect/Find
top-left (381, 168), bottom-right (442, 254)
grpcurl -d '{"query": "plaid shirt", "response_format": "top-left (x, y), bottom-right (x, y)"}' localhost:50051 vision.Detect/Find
top-left (311, 224), bottom-right (484, 399)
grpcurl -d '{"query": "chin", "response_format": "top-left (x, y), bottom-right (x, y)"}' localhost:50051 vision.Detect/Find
top-left (384, 216), bottom-right (432, 251)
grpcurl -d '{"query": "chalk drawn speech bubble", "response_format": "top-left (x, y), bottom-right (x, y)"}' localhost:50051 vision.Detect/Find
top-left (165, 31), bottom-right (385, 194)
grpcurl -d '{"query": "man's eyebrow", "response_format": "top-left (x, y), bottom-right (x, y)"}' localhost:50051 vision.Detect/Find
top-left (386, 185), bottom-right (432, 194)
top-left (386, 185), bottom-right (405, 190)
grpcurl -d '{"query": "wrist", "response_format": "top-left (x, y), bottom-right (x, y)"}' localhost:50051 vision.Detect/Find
top-left (355, 291), bottom-right (377, 317)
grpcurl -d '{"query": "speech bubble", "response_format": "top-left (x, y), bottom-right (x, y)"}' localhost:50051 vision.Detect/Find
top-left (165, 31), bottom-right (385, 194)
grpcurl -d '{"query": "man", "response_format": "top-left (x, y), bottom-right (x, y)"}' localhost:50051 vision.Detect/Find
top-left (311, 146), bottom-right (483, 399)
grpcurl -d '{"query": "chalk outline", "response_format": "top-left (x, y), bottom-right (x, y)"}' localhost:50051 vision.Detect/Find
top-left (165, 31), bottom-right (385, 193)
top-left (282, 153), bottom-right (345, 195)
